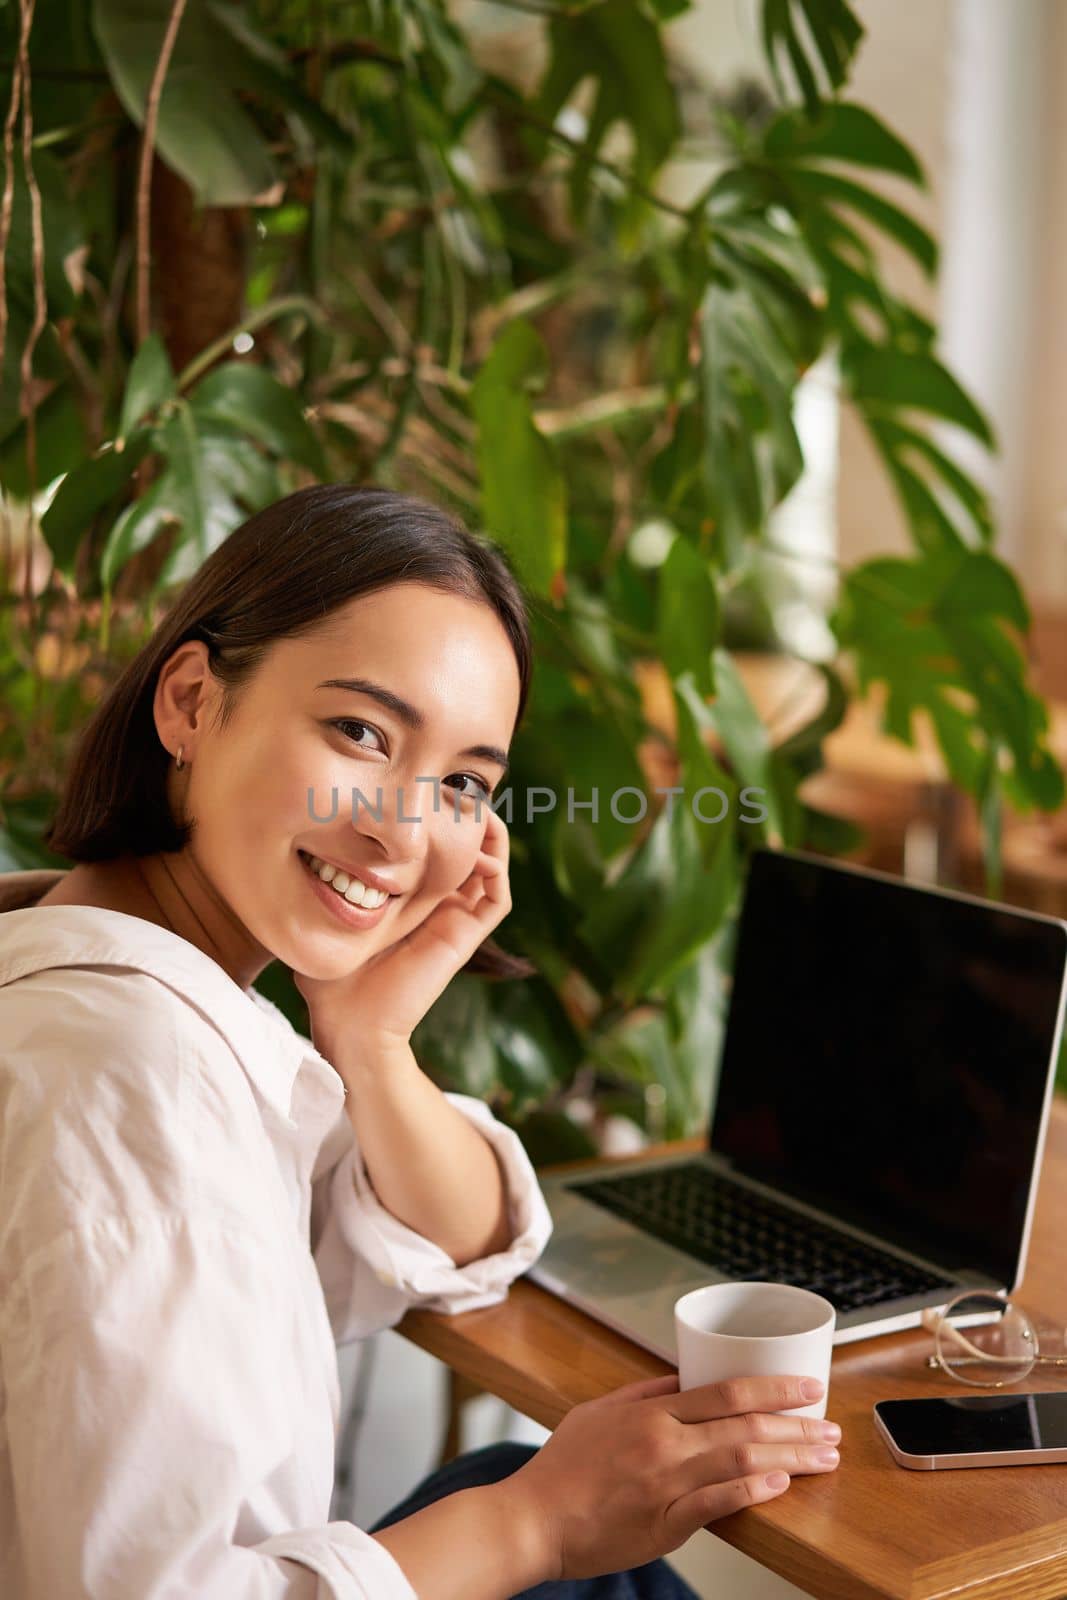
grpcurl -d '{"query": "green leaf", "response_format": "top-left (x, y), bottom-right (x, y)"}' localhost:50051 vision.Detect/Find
top-left (802, 807), bottom-right (865, 856)
top-left (657, 535), bottom-right (718, 697)
top-left (847, 346), bottom-right (994, 445)
top-left (189, 362), bottom-right (325, 473)
top-left (787, 169), bottom-right (937, 275)
top-left (764, 102), bottom-right (923, 182)
top-left (774, 664), bottom-right (849, 771)
top-left (156, 416), bottom-right (282, 588)
top-left (472, 321), bottom-right (567, 598)
top-left (796, 0), bottom-right (864, 88)
top-left (119, 334), bottom-right (176, 438)
top-left (762, 0), bottom-right (819, 117)
top-left (92, 0), bottom-right (280, 206)
top-left (537, 0), bottom-right (679, 213)
top-left (0, 147), bottom-right (86, 320)
top-left (700, 279), bottom-right (806, 555)
top-left (761, 0), bottom-right (864, 116)
top-left (589, 1007), bottom-right (699, 1138)
top-left (926, 693), bottom-right (986, 792)
top-left (935, 552), bottom-right (1029, 633)
top-left (662, 939), bottom-right (730, 1130)
top-left (713, 212), bottom-right (825, 310)
top-left (793, 202), bottom-right (937, 347)
top-left (550, 812), bottom-right (605, 904)
top-left (100, 402), bottom-right (210, 589)
top-left (41, 430), bottom-right (153, 575)
top-left (193, 419), bottom-right (281, 510)
top-left (944, 615), bottom-right (1062, 810)
top-left (567, 744), bottom-right (649, 861)
top-left (99, 473), bottom-right (175, 591)
top-left (603, 681), bottom-right (737, 1001)
top-left (577, 792), bottom-right (732, 1004)
top-left (410, 974), bottom-right (498, 1097)
top-left (156, 399), bottom-right (207, 559)
top-left (869, 417), bottom-right (994, 546)
top-left (406, 0), bottom-right (484, 114)
top-left (488, 977), bottom-right (583, 1113)
top-left (0, 0), bottom-right (104, 137)
top-left (0, 791), bottom-right (69, 870)
top-left (511, 1109), bottom-right (598, 1168)
top-left (878, 451), bottom-right (968, 558)
top-left (833, 549), bottom-right (1063, 817)
top-left (704, 648), bottom-right (784, 842)
top-left (207, 0), bottom-right (356, 155)
top-left (0, 377), bottom-right (86, 498)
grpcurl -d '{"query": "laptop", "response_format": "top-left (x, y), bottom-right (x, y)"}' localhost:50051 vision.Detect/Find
top-left (527, 849), bottom-right (1067, 1356)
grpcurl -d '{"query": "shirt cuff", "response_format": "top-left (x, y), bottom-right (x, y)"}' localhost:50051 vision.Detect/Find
top-left (328, 1091), bottom-right (553, 1314)
top-left (257, 1520), bottom-right (419, 1600)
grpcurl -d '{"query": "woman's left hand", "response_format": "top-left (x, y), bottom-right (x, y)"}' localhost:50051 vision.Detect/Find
top-left (292, 807), bottom-right (511, 1064)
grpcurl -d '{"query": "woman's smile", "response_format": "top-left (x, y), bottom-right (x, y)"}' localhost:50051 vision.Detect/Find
top-left (297, 847), bottom-right (398, 929)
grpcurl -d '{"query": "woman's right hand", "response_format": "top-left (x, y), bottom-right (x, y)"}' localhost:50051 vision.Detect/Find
top-left (500, 1372), bottom-right (841, 1582)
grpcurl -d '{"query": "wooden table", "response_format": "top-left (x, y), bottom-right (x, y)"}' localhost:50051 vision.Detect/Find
top-left (397, 1098), bottom-right (1067, 1600)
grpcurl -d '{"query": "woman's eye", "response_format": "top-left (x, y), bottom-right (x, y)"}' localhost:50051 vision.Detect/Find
top-left (328, 725), bottom-right (489, 799)
top-left (331, 718), bottom-right (384, 752)
top-left (446, 773), bottom-right (492, 801)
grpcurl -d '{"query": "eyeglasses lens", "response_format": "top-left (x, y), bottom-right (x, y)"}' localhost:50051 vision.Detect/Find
top-left (936, 1292), bottom-right (1036, 1386)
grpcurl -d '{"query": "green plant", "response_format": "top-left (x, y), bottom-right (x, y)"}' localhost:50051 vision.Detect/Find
top-left (2, 0), bottom-right (1063, 1152)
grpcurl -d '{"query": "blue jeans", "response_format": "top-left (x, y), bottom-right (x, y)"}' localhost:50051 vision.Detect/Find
top-left (368, 1441), bottom-right (701, 1600)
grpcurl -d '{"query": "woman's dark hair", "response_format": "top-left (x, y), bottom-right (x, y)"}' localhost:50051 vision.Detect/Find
top-left (45, 483), bottom-right (534, 980)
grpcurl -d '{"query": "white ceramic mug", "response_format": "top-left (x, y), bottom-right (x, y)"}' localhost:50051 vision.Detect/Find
top-left (674, 1281), bottom-right (836, 1420)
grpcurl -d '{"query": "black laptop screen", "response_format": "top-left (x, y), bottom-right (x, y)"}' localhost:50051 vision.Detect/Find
top-left (709, 851), bottom-right (1067, 1287)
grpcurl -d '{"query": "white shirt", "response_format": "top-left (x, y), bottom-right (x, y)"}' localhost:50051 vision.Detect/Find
top-left (0, 870), bottom-right (554, 1599)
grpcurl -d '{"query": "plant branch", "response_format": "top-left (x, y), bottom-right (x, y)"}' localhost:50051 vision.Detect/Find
top-left (135, 0), bottom-right (189, 346)
top-left (17, 0), bottom-right (45, 504)
top-left (470, 261), bottom-right (594, 358)
top-left (317, 398), bottom-right (479, 509)
top-left (0, 63), bottom-right (109, 81)
top-left (480, 84), bottom-right (691, 221)
top-left (6, 0), bottom-right (46, 649)
top-left (535, 381), bottom-right (696, 439)
top-left (174, 295), bottom-right (327, 391)
top-left (284, 37), bottom-right (691, 225)
top-left (0, 24), bottom-right (25, 385)
top-left (468, 0), bottom-right (574, 16)
top-left (0, 19), bottom-right (23, 594)
top-left (350, 262), bottom-right (413, 354)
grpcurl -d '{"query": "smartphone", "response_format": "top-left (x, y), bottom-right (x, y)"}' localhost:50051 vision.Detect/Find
top-left (874, 1393), bottom-right (1067, 1469)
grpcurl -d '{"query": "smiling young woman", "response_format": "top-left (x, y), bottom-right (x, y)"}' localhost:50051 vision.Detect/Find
top-left (37, 483), bottom-right (533, 988)
top-left (0, 485), bottom-right (837, 1600)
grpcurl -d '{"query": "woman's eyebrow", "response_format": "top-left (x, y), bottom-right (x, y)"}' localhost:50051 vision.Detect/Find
top-left (316, 676), bottom-right (510, 772)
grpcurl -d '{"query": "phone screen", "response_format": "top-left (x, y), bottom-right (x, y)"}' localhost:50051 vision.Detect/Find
top-left (876, 1393), bottom-right (1067, 1455)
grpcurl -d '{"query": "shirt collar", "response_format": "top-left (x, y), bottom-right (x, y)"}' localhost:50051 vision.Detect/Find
top-left (0, 869), bottom-right (340, 1125)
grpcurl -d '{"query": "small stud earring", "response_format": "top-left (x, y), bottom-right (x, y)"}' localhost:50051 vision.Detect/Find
top-left (175, 745), bottom-right (185, 771)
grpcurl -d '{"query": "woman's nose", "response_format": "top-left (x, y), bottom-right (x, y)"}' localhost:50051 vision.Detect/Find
top-left (350, 777), bottom-right (434, 862)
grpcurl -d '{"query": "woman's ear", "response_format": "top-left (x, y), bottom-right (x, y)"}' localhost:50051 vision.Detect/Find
top-left (153, 640), bottom-right (218, 760)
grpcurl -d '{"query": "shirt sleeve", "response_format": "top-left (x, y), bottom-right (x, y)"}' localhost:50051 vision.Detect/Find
top-left (2, 1218), bottom-right (419, 1600)
top-left (310, 1091), bottom-right (554, 1346)
top-left (0, 971), bottom-right (420, 1600)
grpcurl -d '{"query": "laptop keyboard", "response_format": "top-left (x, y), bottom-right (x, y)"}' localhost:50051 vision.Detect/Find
top-left (568, 1162), bottom-right (955, 1314)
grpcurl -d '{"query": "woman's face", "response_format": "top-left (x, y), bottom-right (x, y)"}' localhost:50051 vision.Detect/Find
top-left (159, 581), bottom-right (520, 982)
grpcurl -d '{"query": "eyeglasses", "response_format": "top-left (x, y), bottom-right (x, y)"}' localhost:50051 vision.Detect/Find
top-left (921, 1290), bottom-right (1067, 1387)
